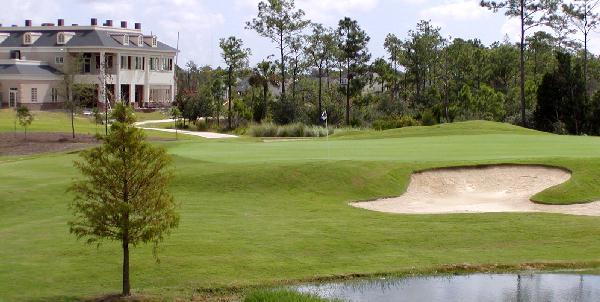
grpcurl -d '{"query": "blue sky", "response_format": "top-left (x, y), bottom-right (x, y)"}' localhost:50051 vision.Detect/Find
top-left (1, 0), bottom-right (597, 68)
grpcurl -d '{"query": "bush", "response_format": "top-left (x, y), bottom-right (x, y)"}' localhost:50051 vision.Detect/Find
top-left (372, 115), bottom-right (421, 130)
top-left (249, 123), bottom-right (333, 137)
top-left (244, 289), bottom-right (331, 302)
top-left (421, 110), bottom-right (436, 126)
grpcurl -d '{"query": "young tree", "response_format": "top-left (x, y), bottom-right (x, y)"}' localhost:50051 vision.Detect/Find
top-left (16, 105), bottom-right (33, 140)
top-left (69, 103), bottom-right (179, 297)
top-left (562, 0), bottom-right (600, 97)
top-left (246, 0), bottom-right (310, 104)
top-left (170, 106), bottom-right (182, 140)
top-left (62, 53), bottom-right (84, 139)
top-left (337, 17), bottom-right (371, 125)
top-left (305, 23), bottom-right (337, 123)
top-left (219, 36), bottom-right (251, 129)
top-left (480, 0), bottom-right (559, 126)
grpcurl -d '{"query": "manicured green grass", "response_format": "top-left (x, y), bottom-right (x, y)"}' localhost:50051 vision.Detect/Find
top-left (0, 109), bottom-right (196, 140)
top-left (2, 121), bottom-right (600, 301)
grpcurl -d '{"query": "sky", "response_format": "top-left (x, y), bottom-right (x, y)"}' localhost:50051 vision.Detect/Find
top-left (1, 0), bottom-right (599, 68)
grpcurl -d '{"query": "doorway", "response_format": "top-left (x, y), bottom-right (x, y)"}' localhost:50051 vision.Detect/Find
top-left (9, 88), bottom-right (18, 107)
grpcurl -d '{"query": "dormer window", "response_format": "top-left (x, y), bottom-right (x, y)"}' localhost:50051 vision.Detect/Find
top-left (123, 35), bottom-right (129, 46)
top-left (143, 35), bottom-right (158, 48)
top-left (23, 32), bottom-right (41, 45)
top-left (0, 33), bottom-right (9, 44)
top-left (137, 35), bottom-right (143, 47)
top-left (56, 32), bottom-right (75, 45)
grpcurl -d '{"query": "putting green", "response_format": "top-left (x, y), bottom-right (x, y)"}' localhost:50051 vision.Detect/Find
top-left (2, 121), bottom-right (600, 301)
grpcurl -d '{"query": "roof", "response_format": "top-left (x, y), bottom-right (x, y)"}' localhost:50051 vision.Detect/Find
top-left (0, 29), bottom-right (177, 52)
top-left (0, 64), bottom-right (61, 77)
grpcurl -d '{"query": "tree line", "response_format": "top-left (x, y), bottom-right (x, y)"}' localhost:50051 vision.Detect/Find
top-left (175, 0), bottom-right (600, 135)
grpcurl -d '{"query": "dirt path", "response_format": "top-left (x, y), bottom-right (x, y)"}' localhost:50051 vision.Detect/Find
top-left (134, 119), bottom-right (238, 139)
top-left (0, 132), bottom-right (98, 156)
top-left (352, 165), bottom-right (600, 216)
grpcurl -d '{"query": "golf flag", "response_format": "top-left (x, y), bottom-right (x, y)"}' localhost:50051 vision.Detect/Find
top-left (321, 110), bottom-right (328, 122)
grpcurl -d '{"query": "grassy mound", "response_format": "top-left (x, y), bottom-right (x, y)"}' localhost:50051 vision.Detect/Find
top-left (333, 120), bottom-right (546, 139)
top-left (3, 120), bottom-right (600, 301)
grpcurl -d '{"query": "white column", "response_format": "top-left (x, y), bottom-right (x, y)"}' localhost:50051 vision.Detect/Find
top-left (115, 53), bottom-right (121, 102)
top-left (99, 51), bottom-right (106, 107)
top-left (144, 56), bottom-right (150, 106)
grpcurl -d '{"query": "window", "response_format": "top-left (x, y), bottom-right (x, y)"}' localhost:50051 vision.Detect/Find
top-left (51, 88), bottom-right (59, 102)
top-left (138, 35), bottom-right (143, 47)
top-left (31, 88), bottom-right (38, 102)
top-left (151, 36), bottom-right (157, 47)
top-left (57, 33), bottom-right (65, 44)
top-left (23, 33), bottom-right (32, 45)
top-left (123, 35), bottom-right (129, 45)
top-left (107, 55), bottom-right (113, 69)
top-left (149, 57), bottom-right (157, 71)
top-left (83, 56), bottom-right (91, 73)
top-left (168, 58), bottom-right (173, 71)
top-left (10, 50), bottom-right (21, 59)
top-left (121, 56), bottom-right (127, 69)
top-left (127, 56), bottom-right (132, 69)
top-left (55, 56), bottom-right (64, 64)
top-left (134, 57), bottom-right (143, 70)
top-left (161, 58), bottom-right (167, 71)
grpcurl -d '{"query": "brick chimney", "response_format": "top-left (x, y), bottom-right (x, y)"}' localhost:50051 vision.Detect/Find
top-left (105, 20), bottom-right (113, 27)
top-left (91, 18), bottom-right (98, 26)
top-left (25, 20), bottom-right (32, 27)
top-left (135, 23), bottom-right (142, 30)
top-left (121, 21), bottom-right (127, 28)
top-left (58, 19), bottom-right (64, 26)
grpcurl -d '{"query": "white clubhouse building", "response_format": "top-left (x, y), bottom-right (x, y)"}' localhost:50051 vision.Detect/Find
top-left (0, 18), bottom-right (177, 110)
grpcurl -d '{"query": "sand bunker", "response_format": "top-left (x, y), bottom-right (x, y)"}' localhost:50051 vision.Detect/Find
top-left (352, 165), bottom-right (600, 216)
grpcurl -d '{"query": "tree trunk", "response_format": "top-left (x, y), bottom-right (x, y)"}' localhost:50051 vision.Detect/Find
top-left (122, 240), bottom-right (130, 296)
top-left (263, 84), bottom-right (268, 121)
top-left (519, 0), bottom-right (527, 127)
top-left (228, 66), bottom-right (233, 129)
top-left (584, 30), bottom-right (588, 100)
top-left (280, 32), bottom-right (286, 103)
top-left (318, 66), bottom-right (323, 124)
top-left (346, 59), bottom-right (351, 126)
top-left (71, 108), bottom-right (75, 139)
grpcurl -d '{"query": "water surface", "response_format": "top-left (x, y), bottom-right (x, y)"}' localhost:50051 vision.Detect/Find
top-left (296, 273), bottom-right (600, 302)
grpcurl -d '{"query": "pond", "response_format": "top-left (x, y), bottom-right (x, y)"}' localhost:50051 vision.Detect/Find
top-left (295, 273), bottom-right (600, 302)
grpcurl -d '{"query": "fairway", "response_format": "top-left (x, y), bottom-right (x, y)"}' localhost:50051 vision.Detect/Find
top-left (3, 121), bottom-right (600, 301)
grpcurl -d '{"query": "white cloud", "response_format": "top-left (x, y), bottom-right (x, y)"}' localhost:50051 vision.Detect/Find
top-left (236, 0), bottom-right (379, 22)
top-left (0, 0), bottom-right (60, 26)
top-left (500, 18), bottom-right (521, 42)
top-left (420, 0), bottom-right (489, 22)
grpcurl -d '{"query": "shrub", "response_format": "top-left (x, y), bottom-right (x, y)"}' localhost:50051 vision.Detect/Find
top-left (421, 110), bottom-right (436, 126)
top-left (249, 123), bottom-right (333, 137)
top-left (372, 115), bottom-right (421, 130)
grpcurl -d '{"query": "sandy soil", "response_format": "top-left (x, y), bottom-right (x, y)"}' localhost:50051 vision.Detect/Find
top-left (352, 165), bottom-right (600, 216)
top-left (0, 132), bottom-right (99, 156)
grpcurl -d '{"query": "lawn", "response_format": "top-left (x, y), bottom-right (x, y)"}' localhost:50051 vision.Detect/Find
top-left (0, 109), bottom-right (195, 140)
top-left (2, 121), bottom-right (600, 301)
